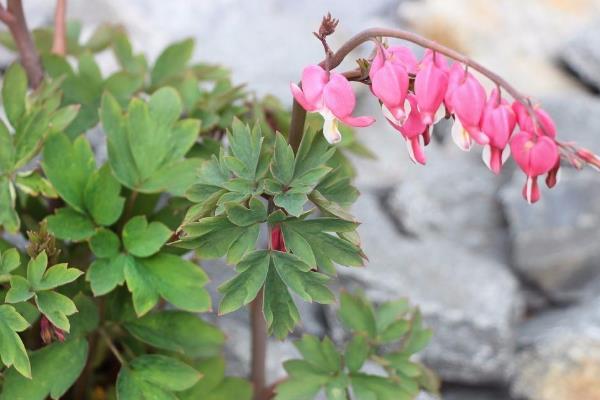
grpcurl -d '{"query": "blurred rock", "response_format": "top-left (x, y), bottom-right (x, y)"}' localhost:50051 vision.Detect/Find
top-left (512, 299), bottom-right (600, 400)
top-left (385, 139), bottom-right (509, 260)
top-left (338, 192), bottom-right (524, 384)
top-left (501, 167), bottom-right (600, 302)
top-left (398, 0), bottom-right (591, 97)
top-left (541, 94), bottom-right (600, 153)
top-left (443, 386), bottom-right (511, 400)
top-left (562, 22), bottom-right (600, 91)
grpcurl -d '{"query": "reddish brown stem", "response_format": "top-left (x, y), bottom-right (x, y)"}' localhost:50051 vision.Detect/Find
top-left (250, 289), bottom-right (267, 400)
top-left (2, 0), bottom-right (43, 88)
top-left (51, 0), bottom-right (67, 56)
top-left (288, 26), bottom-right (540, 150)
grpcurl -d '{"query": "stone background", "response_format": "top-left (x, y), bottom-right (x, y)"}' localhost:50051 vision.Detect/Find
top-left (10, 0), bottom-right (600, 399)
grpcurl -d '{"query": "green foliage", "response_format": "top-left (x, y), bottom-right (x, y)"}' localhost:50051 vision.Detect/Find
top-left (275, 293), bottom-right (439, 400)
top-left (0, 63), bottom-right (78, 232)
top-left (0, 15), bottom-right (434, 400)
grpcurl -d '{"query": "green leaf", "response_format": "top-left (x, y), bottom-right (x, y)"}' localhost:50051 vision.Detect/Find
top-left (42, 133), bottom-right (95, 212)
top-left (100, 92), bottom-right (139, 190)
top-left (402, 311), bottom-right (432, 355)
top-left (295, 335), bottom-right (341, 374)
top-left (0, 248), bottom-right (20, 274)
top-left (263, 266), bottom-right (299, 339)
top-left (0, 120), bottom-right (14, 173)
top-left (49, 104), bottom-right (80, 132)
top-left (180, 357), bottom-right (252, 400)
top-left (2, 63), bottom-right (27, 126)
top-left (89, 228), bottom-right (120, 258)
top-left (35, 291), bottom-right (78, 332)
top-left (126, 253), bottom-right (211, 316)
top-left (46, 207), bottom-right (95, 241)
top-left (345, 335), bottom-right (369, 373)
top-left (0, 339), bottom-right (88, 400)
top-left (27, 251), bottom-right (48, 288)
top-left (271, 132), bottom-right (295, 184)
top-left (33, 262), bottom-right (82, 291)
top-left (224, 196), bottom-right (267, 226)
top-left (86, 253), bottom-right (128, 296)
top-left (5, 276), bottom-right (33, 303)
top-left (226, 119), bottom-right (264, 180)
top-left (271, 251), bottom-right (334, 304)
top-left (84, 164), bottom-right (125, 226)
top-left (276, 360), bottom-right (330, 400)
top-left (0, 305), bottom-right (30, 378)
top-left (125, 311), bottom-right (224, 357)
top-left (218, 250), bottom-right (270, 315)
top-left (69, 294), bottom-right (99, 337)
top-left (273, 191), bottom-right (307, 217)
top-left (14, 170), bottom-right (58, 198)
top-left (351, 373), bottom-right (412, 400)
top-left (122, 216), bottom-right (172, 258)
top-left (339, 292), bottom-right (377, 338)
top-left (177, 216), bottom-right (248, 259)
top-left (151, 38), bottom-right (195, 86)
top-left (0, 177), bottom-right (19, 232)
top-left (117, 355), bottom-right (201, 399)
top-left (281, 217), bottom-right (364, 274)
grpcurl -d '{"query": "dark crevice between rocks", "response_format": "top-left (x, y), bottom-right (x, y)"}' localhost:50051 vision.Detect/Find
top-left (442, 382), bottom-right (515, 400)
top-left (377, 187), bottom-right (419, 239)
top-left (557, 57), bottom-right (600, 95)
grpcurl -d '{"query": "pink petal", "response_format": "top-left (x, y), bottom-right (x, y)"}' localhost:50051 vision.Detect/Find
top-left (451, 72), bottom-right (486, 129)
top-left (323, 73), bottom-right (356, 118)
top-left (290, 82), bottom-right (317, 112)
top-left (406, 136), bottom-right (426, 165)
top-left (522, 176), bottom-right (541, 204)
top-left (341, 115), bottom-right (375, 127)
top-left (371, 62), bottom-right (408, 108)
top-left (301, 65), bottom-right (328, 106)
top-left (388, 45), bottom-right (419, 74)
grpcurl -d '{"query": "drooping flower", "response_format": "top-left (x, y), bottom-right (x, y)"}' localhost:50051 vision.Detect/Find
top-left (370, 46), bottom-right (410, 126)
top-left (512, 101), bottom-right (557, 138)
top-left (510, 131), bottom-right (559, 203)
top-left (449, 70), bottom-right (489, 151)
top-left (414, 50), bottom-right (448, 126)
top-left (291, 65), bottom-right (375, 144)
top-left (40, 315), bottom-right (66, 344)
top-left (388, 94), bottom-right (427, 164)
top-left (481, 88), bottom-right (516, 174)
top-left (444, 62), bottom-right (465, 114)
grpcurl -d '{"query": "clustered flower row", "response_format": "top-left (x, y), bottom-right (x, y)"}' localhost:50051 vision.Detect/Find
top-left (291, 44), bottom-right (561, 204)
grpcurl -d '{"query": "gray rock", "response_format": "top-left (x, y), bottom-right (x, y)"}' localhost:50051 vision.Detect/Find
top-left (385, 139), bottom-right (509, 260)
top-left (501, 167), bottom-right (600, 303)
top-left (561, 22), bottom-right (600, 91)
top-left (338, 192), bottom-right (524, 384)
top-left (542, 94), bottom-right (600, 153)
top-left (511, 299), bottom-right (600, 400)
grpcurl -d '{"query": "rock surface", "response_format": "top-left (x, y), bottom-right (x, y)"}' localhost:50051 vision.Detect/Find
top-left (561, 21), bottom-right (600, 91)
top-left (337, 192), bottom-right (524, 384)
top-left (512, 299), bottom-right (600, 400)
top-left (501, 94), bottom-right (600, 302)
top-left (385, 138), bottom-right (509, 260)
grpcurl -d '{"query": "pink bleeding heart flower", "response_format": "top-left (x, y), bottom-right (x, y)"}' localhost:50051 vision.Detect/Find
top-left (512, 102), bottom-right (557, 138)
top-left (370, 46), bottom-right (410, 126)
top-left (510, 131), bottom-right (559, 204)
top-left (387, 45), bottom-right (419, 74)
top-left (291, 65), bottom-right (375, 144)
top-left (481, 88), bottom-right (516, 174)
top-left (388, 94), bottom-right (427, 165)
top-left (444, 62), bottom-right (465, 114)
top-left (450, 70), bottom-right (489, 151)
top-left (414, 50), bottom-right (448, 126)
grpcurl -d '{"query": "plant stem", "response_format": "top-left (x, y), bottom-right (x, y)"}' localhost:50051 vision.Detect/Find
top-left (288, 26), bottom-right (538, 148)
top-left (250, 289), bottom-right (267, 400)
top-left (51, 0), bottom-right (67, 56)
top-left (0, 0), bottom-right (44, 88)
top-left (99, 327), bottom-right (127, 366)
